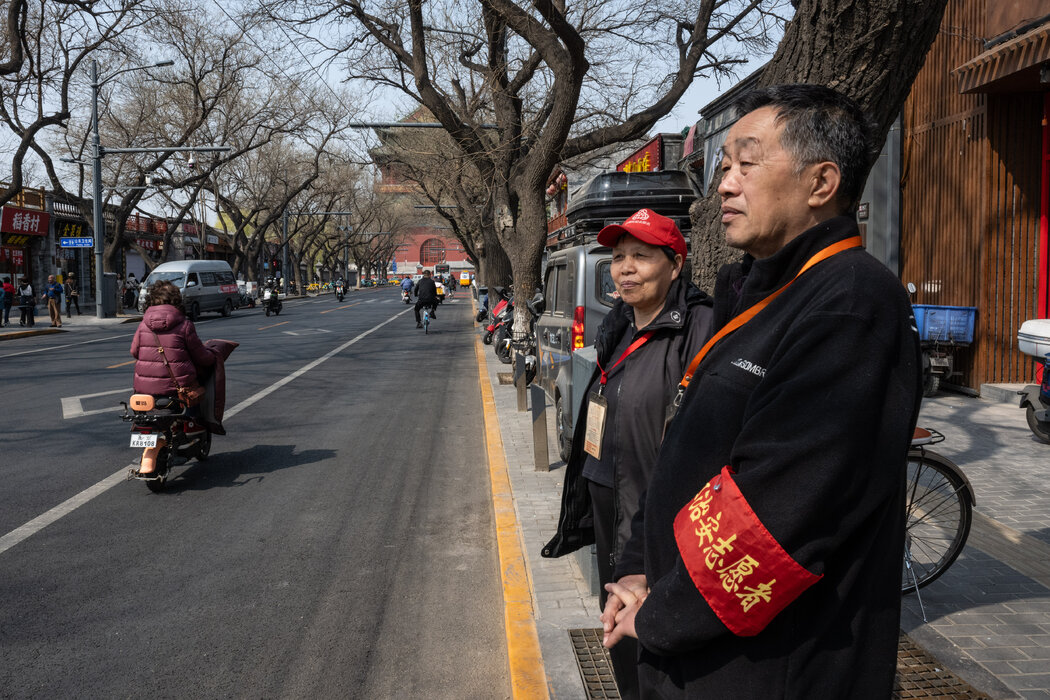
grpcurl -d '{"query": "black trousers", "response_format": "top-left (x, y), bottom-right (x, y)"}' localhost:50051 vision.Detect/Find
top-left (414, 300), bottom-right (436, 323)
top-left (587, 478), bottom-right (640, 700)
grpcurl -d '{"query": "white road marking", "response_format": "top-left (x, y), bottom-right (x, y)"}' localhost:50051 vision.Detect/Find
top-left (0, 332), bottom-right (136, 360)
top-left (62, 387), bottom-right (133, 419)
top-left (281, 328), bottom-right (333, 336)
top-left (0, 309), bottom-right (412, 557)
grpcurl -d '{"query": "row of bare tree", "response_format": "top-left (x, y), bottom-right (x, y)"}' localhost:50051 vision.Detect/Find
top-left (3, 0), bottom-right (952, 308)
top-left (0, 0), bottom-right (425, 289)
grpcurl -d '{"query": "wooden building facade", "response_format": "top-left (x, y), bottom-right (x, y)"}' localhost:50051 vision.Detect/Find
top-left (900, 0), bottom-right (1049, 389)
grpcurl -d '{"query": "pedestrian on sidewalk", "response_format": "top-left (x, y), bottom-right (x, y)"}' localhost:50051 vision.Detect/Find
top-left (41, 274), bottom-right (63, 327)
top-left (63, 273), bottom-right (81, 317)
top-left (17, 277), bottom-right (34, 327)
top-left (601, 85), bottom-right (922, 699)
top-left (542, 208), bottom-right (714, 700)
top-left (1, 277), bottom-right (13, 325)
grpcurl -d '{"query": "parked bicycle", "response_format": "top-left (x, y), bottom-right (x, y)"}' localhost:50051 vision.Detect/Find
top-left (902, 427), bottom-right (975, 596)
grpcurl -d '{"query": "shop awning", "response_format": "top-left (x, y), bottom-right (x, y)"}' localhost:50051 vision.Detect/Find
top-left (953, 23), bottom-right (1050, 93)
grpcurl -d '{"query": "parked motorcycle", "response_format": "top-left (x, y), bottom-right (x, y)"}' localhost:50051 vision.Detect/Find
top-left (906, 283), bottom-right (977, 396)
top-left (492, 300), bottom-right (515, 364)
top-left (482, 287), bottom-right (512, 345)
top-left (123, 395), bottom-right (212, 492)
top-left (1016, 319), bottom-right (1050, 443)
top-left (521, 291), bottom-right (546, 384)
top-left (263, 287), bottom-right (282, 316)
top-left (335, 281), bottom-right (345, 302)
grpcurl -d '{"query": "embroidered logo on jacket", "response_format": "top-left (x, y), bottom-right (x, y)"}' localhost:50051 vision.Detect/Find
top-left (731, 358), bottom-right (766, 377)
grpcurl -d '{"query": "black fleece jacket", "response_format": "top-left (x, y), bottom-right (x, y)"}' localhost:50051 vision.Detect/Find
top-left (542, 278), bottom-right (713, 564)
top-left (616, 216), bottom-right (922, 699)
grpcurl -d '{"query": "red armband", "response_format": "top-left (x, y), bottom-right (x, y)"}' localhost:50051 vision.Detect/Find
top-left (674, 466), bottom-right (822, 637)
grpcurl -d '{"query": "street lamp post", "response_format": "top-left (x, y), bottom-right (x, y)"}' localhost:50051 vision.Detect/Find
top-left (89, 58), bottom-right (173, 319)
top-left (89, 60), bottom-right (105, 320)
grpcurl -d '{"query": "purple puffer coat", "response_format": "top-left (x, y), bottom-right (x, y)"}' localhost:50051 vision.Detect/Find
top-left (131, 304), bottom-right (215, 395)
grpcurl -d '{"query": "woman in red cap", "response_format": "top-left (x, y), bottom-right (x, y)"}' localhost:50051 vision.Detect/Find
top-left (543, 208), bottom-right (714, 699)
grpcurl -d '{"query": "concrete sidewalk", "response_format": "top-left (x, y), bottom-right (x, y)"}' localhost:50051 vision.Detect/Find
top-left (0, 304), bottom-right (140, 340)
top-left (478, 336), bottom-right (1050, 699)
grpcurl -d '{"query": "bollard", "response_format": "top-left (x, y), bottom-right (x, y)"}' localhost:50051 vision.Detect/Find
top-left (514, 352), bottom-right (527, 412)
top-left (531, 384), bottom-right (549, 471)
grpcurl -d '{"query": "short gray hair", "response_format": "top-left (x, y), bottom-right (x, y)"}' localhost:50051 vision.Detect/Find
top-left (732, 84), bottom-right (877, 212)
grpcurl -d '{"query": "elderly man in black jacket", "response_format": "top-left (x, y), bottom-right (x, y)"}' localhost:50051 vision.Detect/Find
top-left (602, 85), bottom-right (922, 699)
top-left (414, 269), bottom-right (438, 328)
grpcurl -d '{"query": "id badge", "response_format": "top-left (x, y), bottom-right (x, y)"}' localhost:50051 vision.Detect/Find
top-left (583, 392), bottom-right (608, 459)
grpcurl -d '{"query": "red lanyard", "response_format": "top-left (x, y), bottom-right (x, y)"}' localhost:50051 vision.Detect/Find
top-left (597, 330), bottom-right (654, 393)
top-left (676, 236), bottom-right (863, 396)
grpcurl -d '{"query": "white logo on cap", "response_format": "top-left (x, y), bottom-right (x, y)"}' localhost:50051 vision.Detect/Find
top-left (628, 209), bottom-right (651, 224)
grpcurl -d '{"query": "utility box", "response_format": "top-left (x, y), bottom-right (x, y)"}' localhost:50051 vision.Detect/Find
top-left (102, 272), bottom-right (118, 317)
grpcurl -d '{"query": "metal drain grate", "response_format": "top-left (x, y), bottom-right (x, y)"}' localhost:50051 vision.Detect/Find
top-left (569, 629), bottom-right (989, 699)
top-left (569, 628), bottom-right (621, 699)
top-left (894, 634), bottom-right (990, 699)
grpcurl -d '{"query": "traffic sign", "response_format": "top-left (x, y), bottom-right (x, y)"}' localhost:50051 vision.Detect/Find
top-left (60, 237), bottom-right (94, 248)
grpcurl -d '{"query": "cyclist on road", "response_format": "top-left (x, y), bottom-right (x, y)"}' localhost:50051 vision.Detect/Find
top-left (413, 270), bottom-right (438, 328)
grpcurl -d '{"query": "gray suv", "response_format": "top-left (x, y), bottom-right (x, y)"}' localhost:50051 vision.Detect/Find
top-left (535, 242), bottom-right (615, 461)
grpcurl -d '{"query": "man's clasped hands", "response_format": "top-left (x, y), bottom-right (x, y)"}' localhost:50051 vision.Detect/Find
top-left (601, 574), bottom-right (649, 648)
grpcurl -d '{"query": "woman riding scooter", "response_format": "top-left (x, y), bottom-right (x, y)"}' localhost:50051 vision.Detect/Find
top-left (129, 281), bottom-right (215, 475)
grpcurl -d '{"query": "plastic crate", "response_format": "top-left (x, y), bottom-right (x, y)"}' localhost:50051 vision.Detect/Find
top-left (913, 305), bottom-right (977, 343)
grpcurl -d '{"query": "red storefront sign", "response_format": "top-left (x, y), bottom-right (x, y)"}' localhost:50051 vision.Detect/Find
top-left (1, 205), bottom-right (50, 236)
top-left (135, 238), bottom-right (162, 251)
top-left (2, 246), bottom-right (25, 264)
top-left (617, 135), bottom-right (663, 173)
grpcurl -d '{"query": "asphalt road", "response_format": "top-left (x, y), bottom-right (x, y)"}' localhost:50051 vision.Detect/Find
top-left (0, 288), bottom-right (510, 699)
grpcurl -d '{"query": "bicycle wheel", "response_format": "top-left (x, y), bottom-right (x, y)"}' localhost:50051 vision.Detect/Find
top-left (423, 309), bottom-right (430, 334)
top-left (902, 448), bottom-right (972, 593)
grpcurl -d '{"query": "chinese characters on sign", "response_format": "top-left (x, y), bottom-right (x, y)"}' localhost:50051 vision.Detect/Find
top-left (617, 136), bottom-right (663, 173)
top-left (56, 221), bottom-right (84, 237)
top-left (1, 205), bottom-right (51, 236)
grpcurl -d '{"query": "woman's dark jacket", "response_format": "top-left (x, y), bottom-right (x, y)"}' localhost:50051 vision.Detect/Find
top-left (542, 278), bottom-right (714, 564)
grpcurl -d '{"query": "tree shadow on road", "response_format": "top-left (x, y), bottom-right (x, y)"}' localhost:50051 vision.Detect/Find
top-left (155, 443), bottom-right (336, 493)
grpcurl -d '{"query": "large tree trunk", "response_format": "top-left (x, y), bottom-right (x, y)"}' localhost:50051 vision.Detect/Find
top-left (500, 185), bottom-right (547, 342)
top-left (476, 225), bottom-right (512, 290)
top-left (691, 0), bottom-right (950, 292)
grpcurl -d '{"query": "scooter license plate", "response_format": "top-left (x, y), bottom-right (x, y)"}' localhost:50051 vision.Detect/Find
top-left (130, 432), bottom-right (158, 448)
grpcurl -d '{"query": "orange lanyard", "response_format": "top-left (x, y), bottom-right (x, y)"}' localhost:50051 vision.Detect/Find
top-left (674, 236), bottom-right (863, 401)
top-left (597, 330), bottom-right (654, 393)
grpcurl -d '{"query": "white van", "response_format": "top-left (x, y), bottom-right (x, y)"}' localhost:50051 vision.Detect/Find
top-left (138, 260), bottom-right (240, 320)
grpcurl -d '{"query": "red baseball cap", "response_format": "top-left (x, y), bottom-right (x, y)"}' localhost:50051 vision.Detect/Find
top-left (597, 208), bottom-right (687, 259)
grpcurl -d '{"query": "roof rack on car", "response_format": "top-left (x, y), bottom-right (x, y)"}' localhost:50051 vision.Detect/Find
top-left (546, 223), bottom-right (603, 251)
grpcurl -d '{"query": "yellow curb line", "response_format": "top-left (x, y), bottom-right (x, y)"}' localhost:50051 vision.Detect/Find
top-left (475, 333), bottom-right (550, 700)
top-left (257, 320), bottom-right (290, 330)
